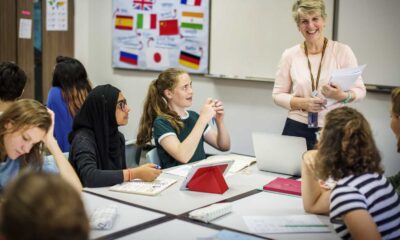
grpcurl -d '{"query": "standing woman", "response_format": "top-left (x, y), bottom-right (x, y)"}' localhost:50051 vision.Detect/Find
top-left (69, 84), bottom-right (160, 187)
top-left (272, 0), bottom-right (366, 149)
top-left (0, 99), bottom-right (82, 192)
top-left (47, 56), bottom-right (92, 152)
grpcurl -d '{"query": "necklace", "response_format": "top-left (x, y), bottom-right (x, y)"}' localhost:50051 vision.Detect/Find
top-left (304, 38), bottom-right (328, 91)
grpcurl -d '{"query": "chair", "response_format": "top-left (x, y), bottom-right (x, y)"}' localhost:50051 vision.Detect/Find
top-left (125, 141), bottom-right (142, 168)
top-left (145, 148), bottom-right (161, 166)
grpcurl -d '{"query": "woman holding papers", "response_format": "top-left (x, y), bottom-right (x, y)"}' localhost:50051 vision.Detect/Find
top-left (389, 87), bottom-right (400, 194)
top-left (136, 68), bottom-right (230, 169)
top-left (272, 0), bottom-right (366, 150)
top-left (0, 99), bottom-right (82, 192)
top-left (301, 107), bottom-right (400, 239)
top-left (69, 85), bottom-right (160, 187)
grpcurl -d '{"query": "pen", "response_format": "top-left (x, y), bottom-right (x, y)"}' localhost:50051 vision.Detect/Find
top-left (212, 117), bottom-right (215, 125)
top-left (154, 165), bottom-right (161, 170)
top-left (283, 224), bottom-right (328, 227)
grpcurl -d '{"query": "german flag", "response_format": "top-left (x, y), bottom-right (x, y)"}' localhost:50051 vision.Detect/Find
top-left (115, 15), bottom-right (133, 30)
top-left (179, 51), bottom-right (200, 70)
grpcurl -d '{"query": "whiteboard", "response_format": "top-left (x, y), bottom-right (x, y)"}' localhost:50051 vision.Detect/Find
top-left (337, 0), bottom-right (400, 87)
top-left (209, 0), bottom-right (334, 81)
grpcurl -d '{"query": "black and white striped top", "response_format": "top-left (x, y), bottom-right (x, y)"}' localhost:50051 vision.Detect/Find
top-left (330, 173), bottom-right (400, 240)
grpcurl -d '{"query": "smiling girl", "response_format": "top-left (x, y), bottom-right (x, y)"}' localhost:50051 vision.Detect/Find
top-left (137, 68), bottom-right (230, 169)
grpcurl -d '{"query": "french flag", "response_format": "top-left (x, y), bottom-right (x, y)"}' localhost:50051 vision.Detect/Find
top-left (181, 0), bottom-right (201, 6)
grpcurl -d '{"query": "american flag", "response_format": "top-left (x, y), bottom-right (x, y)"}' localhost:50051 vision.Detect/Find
top-left (133, 0), bottom-right (154, 11)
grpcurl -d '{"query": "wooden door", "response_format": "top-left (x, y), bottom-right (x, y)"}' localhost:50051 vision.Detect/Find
top-left (42, 0), bottom-right (74, 103)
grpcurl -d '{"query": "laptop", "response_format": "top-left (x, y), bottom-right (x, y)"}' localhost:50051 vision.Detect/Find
top-left (252, 132), bottom-right (307, 176)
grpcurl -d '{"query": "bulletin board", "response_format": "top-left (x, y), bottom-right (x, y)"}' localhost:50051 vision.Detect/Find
top-left (112, 0), bottom-right (209, 73)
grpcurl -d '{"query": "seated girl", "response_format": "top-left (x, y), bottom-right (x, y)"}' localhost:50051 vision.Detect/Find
top-left (69, 84), bottom-right (161, 187)
top-left (0, 99), bottom-right (82, 192)
top-left (47, 56), bottom-right (92, 152)
top-left (136, 68), bottom-right (230, 169)
top-left (301, 107), bottom-right (400, 239)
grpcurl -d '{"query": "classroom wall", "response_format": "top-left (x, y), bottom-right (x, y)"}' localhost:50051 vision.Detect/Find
top-left (74, 0), bottom-right (399, 176)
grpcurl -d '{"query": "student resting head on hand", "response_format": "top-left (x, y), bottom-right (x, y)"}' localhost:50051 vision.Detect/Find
top-left (136, 68), bottom-right (230, 169)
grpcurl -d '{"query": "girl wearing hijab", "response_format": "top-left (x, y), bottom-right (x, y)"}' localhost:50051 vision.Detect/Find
top-left (69, 84), bottom-right (161, 187)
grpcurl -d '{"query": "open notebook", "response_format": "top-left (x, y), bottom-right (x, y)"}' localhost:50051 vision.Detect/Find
top-left (109, 177), bottom-right (177, 196)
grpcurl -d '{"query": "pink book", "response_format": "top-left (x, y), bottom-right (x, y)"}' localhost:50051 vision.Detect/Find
top-left (263, 177), bottom-right (301, 196)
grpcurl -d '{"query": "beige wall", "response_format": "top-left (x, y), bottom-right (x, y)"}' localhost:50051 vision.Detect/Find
top-left (74, 0), bottom-right (399, 176)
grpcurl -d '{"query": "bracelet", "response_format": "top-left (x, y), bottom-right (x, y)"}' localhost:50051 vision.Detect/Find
top-left (342, 92), bottom-right (352, 104)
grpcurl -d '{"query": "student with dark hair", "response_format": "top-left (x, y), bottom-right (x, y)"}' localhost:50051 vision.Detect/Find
top-left (301, 107), bottom-right (400, 239)
top-left (0, 172), bottom-right (89, 240)
top-left (0, 62), bottom-right (27, 113)
top-left (47, 56), bottom-right (92, 152)
top-left (69, 84), bottom-right (160, 187)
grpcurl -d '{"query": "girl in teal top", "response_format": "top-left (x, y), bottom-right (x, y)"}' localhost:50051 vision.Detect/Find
top-left (136, 68), bottom-right (231, 169)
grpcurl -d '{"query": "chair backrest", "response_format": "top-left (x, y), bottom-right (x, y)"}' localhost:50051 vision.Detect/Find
top-left (145, 148), bottom-right (161, 166)
top-left (125, 142), bottom-right (142, 168)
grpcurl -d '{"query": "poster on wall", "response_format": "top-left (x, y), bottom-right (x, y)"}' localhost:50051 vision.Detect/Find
top-left (112, 0), bottom-right (209, 73)
top-left (46, 0), bottom-right (68, 31)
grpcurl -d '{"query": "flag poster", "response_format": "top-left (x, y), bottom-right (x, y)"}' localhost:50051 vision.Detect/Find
top-left (112, 0), bottom-right (209, 73)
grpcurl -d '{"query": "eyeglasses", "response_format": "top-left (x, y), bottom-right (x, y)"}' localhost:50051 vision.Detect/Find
top-left (117, 99), bottom-right (128, 112)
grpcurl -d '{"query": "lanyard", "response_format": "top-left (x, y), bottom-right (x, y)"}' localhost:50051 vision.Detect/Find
top-left (304, 38), bottom-right (328, 92)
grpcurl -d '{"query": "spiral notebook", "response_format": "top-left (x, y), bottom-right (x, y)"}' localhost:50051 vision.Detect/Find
top-left (109, 177), bottom-right (177, 196)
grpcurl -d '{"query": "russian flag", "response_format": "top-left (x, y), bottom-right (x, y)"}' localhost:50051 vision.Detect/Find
top-left (181, 0), bottom-right (201, 6)
top-left (120, 48), bottom-right (138, 65)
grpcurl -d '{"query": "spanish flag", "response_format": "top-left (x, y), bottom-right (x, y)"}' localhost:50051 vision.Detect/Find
top-left (115, 15), bottom-right (133, 30)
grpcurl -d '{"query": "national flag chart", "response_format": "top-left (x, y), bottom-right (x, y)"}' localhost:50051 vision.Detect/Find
top-left (112, 0), bottom-right (209, 73)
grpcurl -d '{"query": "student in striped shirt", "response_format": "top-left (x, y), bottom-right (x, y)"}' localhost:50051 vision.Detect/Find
top-left (302, 107), bottom-right (400, 239)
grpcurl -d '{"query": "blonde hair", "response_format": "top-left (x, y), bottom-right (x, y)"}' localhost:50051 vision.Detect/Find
top-left (136, 68), bottom-right (187, 146)
top-left (0, 171), bottom-right (89, 240)
top-left (292, 0), bottom-right (327, 24)
top-left (315, 107), bottom-right (383, 181)
top-left (391, 87), bottom-right (400, 152)
top-left (0, 99), bottom-right (51, 168)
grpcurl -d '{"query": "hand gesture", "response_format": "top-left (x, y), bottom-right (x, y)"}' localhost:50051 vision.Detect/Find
top-left (43, 108), bottom-right (56, 146)
top-left (213, 99), bottom-right (225, 122)
top-left (199, 98), bottom-right (216, 123)
top-left (303, 97), bottom-right (326, 112)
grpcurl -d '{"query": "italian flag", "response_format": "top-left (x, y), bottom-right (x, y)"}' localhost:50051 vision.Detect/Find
top-left (137, 13), bottom-right (157, 29)
top-left (180, 11), bottom-right (203, 30)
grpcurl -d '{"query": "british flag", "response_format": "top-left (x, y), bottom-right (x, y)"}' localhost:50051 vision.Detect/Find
top-left (133, 0), bottom-right (154, 11)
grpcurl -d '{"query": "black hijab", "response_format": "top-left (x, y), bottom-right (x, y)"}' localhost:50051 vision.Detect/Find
top-left (69, 84), bottom-right (123, 170)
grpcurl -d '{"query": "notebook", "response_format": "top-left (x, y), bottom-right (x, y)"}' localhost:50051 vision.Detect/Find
top-left (252, 132), bottom-right (306, 176)
top-left (263, 177), bottom-right (301, 196)
top-left (109, 177), bottom-right (177, 196)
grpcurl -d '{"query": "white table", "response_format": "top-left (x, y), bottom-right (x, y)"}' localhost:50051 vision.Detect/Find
top-left (211, 191), bottom-right (340, 240)
top-left (84, 165), bottom-right (282, 215)
top-left (82, 192), bottom-right (165, 239)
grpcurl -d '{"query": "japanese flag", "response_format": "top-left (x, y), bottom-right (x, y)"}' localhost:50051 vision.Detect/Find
top-left (146, 48), bottom-right (170, 68)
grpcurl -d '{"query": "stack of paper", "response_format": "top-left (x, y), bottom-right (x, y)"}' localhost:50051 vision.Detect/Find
top-left (326, 64), bottom-right (366, 106)
top-left (109, 177), bottom-right (177, 196)
top-left (243, 215), bottom-right (330, 233)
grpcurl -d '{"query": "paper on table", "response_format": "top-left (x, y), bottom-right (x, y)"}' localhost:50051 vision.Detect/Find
top-left (165, 165), bottom-right (192, 177)
top-left (243, 215), bottom-right (330, 233)
top-left (325, 64), bottom-right (366, 107)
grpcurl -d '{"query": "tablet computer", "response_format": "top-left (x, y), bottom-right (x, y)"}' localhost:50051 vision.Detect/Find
top-left (180, 160), bottom-right (234, 191)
